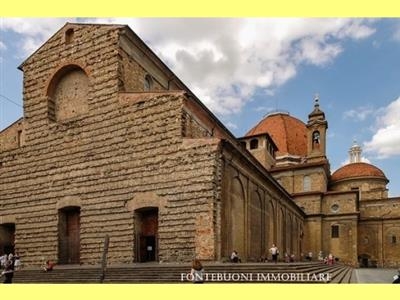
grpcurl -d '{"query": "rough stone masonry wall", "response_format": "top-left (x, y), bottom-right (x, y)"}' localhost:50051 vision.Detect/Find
top-left (119, 47), bottom-right (165, 92)
top-left (0, 92), bottom-right (222, 266)
top-left (174, 137), bottom-right (222, 261)
top-left (0, 119), bottom-right (25, 152)
top-left (0, 24), bottom-right (123, 266)
top-left (0, 24), bottom-right (222, 266)
top-left (21, 24), bottom-right (123, 144)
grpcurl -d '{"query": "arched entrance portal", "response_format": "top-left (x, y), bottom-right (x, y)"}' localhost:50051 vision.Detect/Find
top-left (135, 207), bottom-right (158, 262)
top-left (58, 206), bottom-right (80, 264)
top-left (0, 223), bottom-right (15, 255)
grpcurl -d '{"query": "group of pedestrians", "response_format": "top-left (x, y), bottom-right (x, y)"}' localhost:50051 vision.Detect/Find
top-left (229, 244), bottom-right (282, 263)
top-left (189, 243), bottom-right (283, 283)
top-left (0, 252), bottom-right (21, 284)
top-left (229, 244), bottom-right (339, 264)
top-left (0, 251), bottom-right (56, 283)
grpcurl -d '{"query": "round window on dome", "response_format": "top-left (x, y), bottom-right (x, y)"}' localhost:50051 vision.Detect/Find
top-left (331, 204), bottom-right (339, 213)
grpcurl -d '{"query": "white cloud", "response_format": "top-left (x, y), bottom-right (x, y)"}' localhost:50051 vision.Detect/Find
top-left (0, 40), bottom-right (5, 63)
top-left (0, 18), bottom-right (75, 57)
top-left (0, 18), bottom-right (70, 37)
top-left (225, 122), bottom-right (238, 130)
top-left (392, 21), bottom-right (400, 42)
top-left (335, 19), bottom-right (376, 40)
top-left (121, 18), bottom-right (375, 116)
top-left (1, 18), bottom-right (376, 116)
top-left (364, 97), bottom-right (400, 158)
top-left (343, 105), bottom-right (375, 121)
top-left (339, 156), bottom-right (372, 167)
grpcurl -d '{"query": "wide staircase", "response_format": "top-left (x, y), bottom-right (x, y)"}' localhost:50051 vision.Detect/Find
top-left (12, 262), bottom-right (354, 284)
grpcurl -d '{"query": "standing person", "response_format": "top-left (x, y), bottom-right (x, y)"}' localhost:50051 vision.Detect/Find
top-left (318, 251), bottom-right (324, 261)
top-left (146, 245), bottom-right (153, 261)
top-left (14, 252), bottom-right (21, 271)
top-left (269, 244), bottom-right (279, 263)
top-left (306, 251), bottom-right (313, 261)
top-left (327, 253), bottom-right (334, 265)
top-left (190, 259), bottom-right (204, 283)
top-left (0, 254), bottom-right (7, 269)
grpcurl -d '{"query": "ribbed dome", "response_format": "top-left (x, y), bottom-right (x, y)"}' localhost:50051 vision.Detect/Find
top-left (331, 162), bottom-right (388, 182)
top-left (246, 112), bottom-right (307, 157)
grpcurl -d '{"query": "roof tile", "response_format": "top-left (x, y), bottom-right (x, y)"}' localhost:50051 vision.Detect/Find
top-left (331, 162), bottom-right (387, 182)
top-left (246, 113), bottom-right (307, 157)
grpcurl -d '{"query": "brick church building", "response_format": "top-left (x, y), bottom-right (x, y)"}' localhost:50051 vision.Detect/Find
top-left (1, 23), bottom-right (399, 268)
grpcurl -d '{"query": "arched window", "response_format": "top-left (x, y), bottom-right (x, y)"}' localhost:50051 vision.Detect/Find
top-left (250, 139), bottom-right (259, 150)
top-left (303, 176), bottom-right (311, 192)
top-left (312, 131), bottom-right (320, 144)
top-left (144, 74), bottom-right (153, 91)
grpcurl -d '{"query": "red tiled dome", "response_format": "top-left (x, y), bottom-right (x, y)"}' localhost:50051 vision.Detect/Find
top-left (245, 112), bottom-right (307, 157)
top-left (331, 162), bottom-right (388, 182)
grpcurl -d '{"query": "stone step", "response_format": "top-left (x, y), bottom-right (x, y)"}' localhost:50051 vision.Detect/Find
top-left (12, 262), bottom-right (353, 284)
top-left (329, 265), bottom-right (353, 283)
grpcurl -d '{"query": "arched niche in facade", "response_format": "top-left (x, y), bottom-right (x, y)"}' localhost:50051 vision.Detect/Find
top-left (249, 189), bottom-right (263, 260)
top-left (230, 177), bottom-right (246, 259)
top-left (46, 64), bottom-right (90, 122)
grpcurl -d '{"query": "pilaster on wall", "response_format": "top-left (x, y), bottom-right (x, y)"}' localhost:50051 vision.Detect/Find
top-left (303, 216), bottom-right (322, 258)
top-left (195, 213), bottom-right (215, 260)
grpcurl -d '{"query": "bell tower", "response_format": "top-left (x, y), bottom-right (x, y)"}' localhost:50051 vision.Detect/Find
top-left (306, 94), bottom-right (328, 162)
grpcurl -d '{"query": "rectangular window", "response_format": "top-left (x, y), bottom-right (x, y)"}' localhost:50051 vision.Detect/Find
top-left (17, 130), bottom-right (22, 147)
top-left (392, 236), bottom-right (397, 244)
top-left (303, 176), bottom-right (311, 192)
top-left (331, 225), bottom-right (339, 238)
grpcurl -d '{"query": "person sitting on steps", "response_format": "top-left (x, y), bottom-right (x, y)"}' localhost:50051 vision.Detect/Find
top-left (42, 260), bottom-right (55, 272)
top-left (230, 250), bottom-right (241, 263)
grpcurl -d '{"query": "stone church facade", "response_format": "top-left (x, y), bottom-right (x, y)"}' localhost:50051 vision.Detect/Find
top-left (0, 23), bottom-right (399, 268)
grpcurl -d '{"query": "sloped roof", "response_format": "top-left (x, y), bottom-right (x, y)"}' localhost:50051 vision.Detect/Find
top-left (331, 162), bottom-right (388, 182)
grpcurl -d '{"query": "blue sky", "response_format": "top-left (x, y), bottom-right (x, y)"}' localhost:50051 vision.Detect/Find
top-left (1, 18), bottom-right (400, 197)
